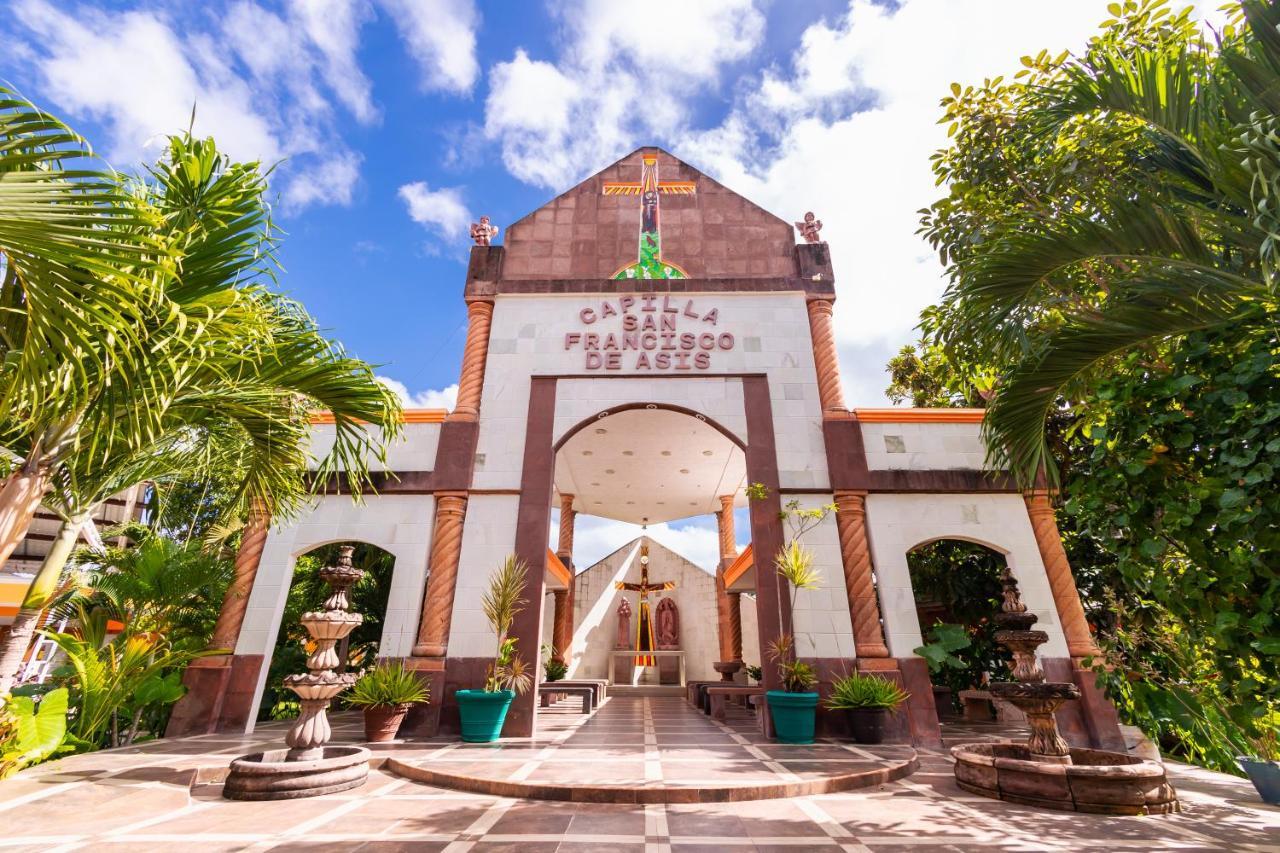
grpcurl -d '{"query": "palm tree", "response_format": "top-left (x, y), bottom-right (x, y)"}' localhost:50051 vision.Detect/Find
top-left (0, 129), bottom-right (402, 691)
top-left (935, 2), bottom-right (1280, 483)
top-left (0, 88), bottom-right (157, 562)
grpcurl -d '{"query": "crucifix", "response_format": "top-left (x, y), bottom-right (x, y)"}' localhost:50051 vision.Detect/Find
top-left (603, 148), bottom-right (695, 280)
top-left (615, 543), bottom-right (675, 666)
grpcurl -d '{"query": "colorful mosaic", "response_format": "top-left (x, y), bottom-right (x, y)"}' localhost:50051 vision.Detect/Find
top-left (604, 150), bottom-right (694, 279)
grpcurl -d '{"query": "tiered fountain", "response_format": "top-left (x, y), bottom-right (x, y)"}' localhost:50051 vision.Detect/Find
top-left (951, 567), bottom-right (1178, 815)
top-left (224, 546), bottom-right (371, 800)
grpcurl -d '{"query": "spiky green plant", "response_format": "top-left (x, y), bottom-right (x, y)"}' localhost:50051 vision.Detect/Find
top-left (824, 673), bottom-right (910, 711)
top-left (347, 662), bottom-right (429, 708)
top-left (481, 557), bottom-right (531, 694)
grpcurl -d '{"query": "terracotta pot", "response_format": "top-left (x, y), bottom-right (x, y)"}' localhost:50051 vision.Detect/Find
top-left (363, 703), bottom-right (411, 742)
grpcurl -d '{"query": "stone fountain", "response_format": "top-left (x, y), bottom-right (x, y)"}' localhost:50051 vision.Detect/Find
top-left (223, 545), bottom-right (370, 800)
top-left (951, 567), bottom-right (1179, 815)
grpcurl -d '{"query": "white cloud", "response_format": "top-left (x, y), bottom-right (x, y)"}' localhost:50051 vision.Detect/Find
top-left (12, 0), bottom-right (374, 212)
top-left (398, 181), bottom-right (472, 241)
top-left (379, 0), bottom-right (480, 94)
top-left (565, 514), bottom-right (746, 574)
top-left (378, 377), bottom-right (458, 410)
top-left (483, 0), bottom-right (764, 189)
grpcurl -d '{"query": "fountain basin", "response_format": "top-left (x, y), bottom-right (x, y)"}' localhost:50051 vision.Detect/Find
top-left (951, 742), bottom-right (1178, 815)
top-left (223, 746), bottom-right (371, 801)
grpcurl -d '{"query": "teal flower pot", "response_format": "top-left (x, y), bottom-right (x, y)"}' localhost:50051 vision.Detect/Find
top-left (456, 689), bottom-right (515, 742)
top-left (767, 690), bottom-right (819, 744)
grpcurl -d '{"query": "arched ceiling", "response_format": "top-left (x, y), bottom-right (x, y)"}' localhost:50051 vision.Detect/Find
top-left (555, 409), bottom-right (747, 525)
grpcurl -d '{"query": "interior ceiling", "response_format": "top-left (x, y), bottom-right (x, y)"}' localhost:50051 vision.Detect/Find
top-left (555, 409), bottom-right (747, 525)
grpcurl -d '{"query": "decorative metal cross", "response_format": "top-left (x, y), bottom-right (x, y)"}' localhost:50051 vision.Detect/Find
top-left (603, 149), bottom-right (695, 280)
top-left (614, 543), bottom-right (675, 665)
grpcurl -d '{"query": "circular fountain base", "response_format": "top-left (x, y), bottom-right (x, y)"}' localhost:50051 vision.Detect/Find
top-left (952, 742), bottom-right (1178, 815)
top-left (223, 746), bottom-right (371, 801)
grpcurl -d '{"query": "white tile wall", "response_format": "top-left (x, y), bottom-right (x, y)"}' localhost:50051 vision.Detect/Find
top-left (307, 421), bottom-right (441, 472)
top-left (861, 421), bottom-right (989, 471)
top-left (447, 494), bottom-right (520, 659)
top-left (864, 493), bottom-right (1069, 659)
top-left (779, 494), bottom-right (856, 659)
top-left (237, 493), bottom-right (435, 730)
top-left (472, 292), bottom-right (829, 491)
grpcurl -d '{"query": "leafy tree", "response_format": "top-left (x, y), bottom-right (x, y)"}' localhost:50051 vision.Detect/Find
top-left (910, 0), bottom-right (1280, 770)
top-left (0, 127), bottom-right (403, 692)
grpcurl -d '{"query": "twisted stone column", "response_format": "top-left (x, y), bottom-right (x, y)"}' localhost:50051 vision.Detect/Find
top-left (208, 498), bottom-right (272, 652)
top-left (728, 592), bottom-right (743, 662)
top-left (552, 589), bottom-right (571, 663)
top-left (806, 299), bottom-right (846, 412)
top-left (1025, 490), bottom-right (1100, 658)
top-left (555, 494), bottom-right (576, 663)
top-left (834, 491), bottom-right (890, 658)
top-left (411, 493), bottom-right (468, 657)
top-left (449, 301), bottom-right (494, 422)
top-left (557, 493), bottom-right (576, 561)
top-left (714, 495), bottom-right (738, 667)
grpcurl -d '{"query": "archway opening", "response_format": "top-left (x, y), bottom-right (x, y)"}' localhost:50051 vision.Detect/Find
top-left (256, 541), bottom-right (395, 722)
top-left (907, 539), bottom-right (1013, 721)
top-left (548, 406), bottom-right (760, 697)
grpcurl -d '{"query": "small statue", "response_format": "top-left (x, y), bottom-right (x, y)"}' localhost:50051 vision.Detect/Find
top-left (615, 598), bottom-right (632, 650)
top-left (794, 211), bottom-right (823, 244)
top-left (656, 597), bottom-right (679, 648)
top-left (470, 215), bottom-right (499, 246)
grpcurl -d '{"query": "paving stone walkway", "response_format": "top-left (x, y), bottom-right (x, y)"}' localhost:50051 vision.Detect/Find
top-left (0, 696), bottom-right (1275, 851)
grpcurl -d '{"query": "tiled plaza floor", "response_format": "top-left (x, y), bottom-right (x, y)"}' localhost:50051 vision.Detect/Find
top-left (0, 696), bottom-right (1276, 851)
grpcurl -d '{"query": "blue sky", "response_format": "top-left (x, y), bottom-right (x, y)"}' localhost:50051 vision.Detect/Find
top-left (2, 0), bottom-right (1223, 569)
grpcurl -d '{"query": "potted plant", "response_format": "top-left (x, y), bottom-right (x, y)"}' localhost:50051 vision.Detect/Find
top-left (824, 672), bottom-right (909, 744)
top-left (745, 664), bottom-right (763, 684)
top-left (347, 662), bottom-right (428, 742)
top-left (455, 556), bottom-right (533, 743)
top-left (541, 644), bottom-right (568, 682)
top-left (1239, 716), bottom-right (1280, 805)
top-left (752, 488), bottom-right (833, 745)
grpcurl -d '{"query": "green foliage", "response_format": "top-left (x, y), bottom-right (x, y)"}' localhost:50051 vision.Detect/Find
top-left (905, 0), bottom-right (1280, 772)
top-left (745, 664), bottom-right (763, 683)
top-left (767, 635), bottom-right (818, 693)
top-left (541, 646), bottom-right (568, 682)
top-left (0, 688), bottom-right (69, 778)
top-left (907, 541), bottom-right (1012, 701)
top-left (347, 662), bottom-right (429, 708)
top-left (482, 557), bottom-right (532, 695)
top-left (913, 623), bottom-right (972, 676)
top-left (42, 606), bottom-right (209, 748)
top-left (259, 543), bottom-right (395, 721)
top-left (824, 674), bottom-right (910, 711)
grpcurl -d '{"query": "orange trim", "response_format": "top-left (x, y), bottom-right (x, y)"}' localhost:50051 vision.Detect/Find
top-left (0, 605), bottom-right (18, 619)
top-left (723, 543), bottom-right (754, 589)
top-left (309, 408), bottom-right (448, 425)
top-left (854, 408), bottom-right (985, 424)
top-left (546, 548), bottom-right (571, 587)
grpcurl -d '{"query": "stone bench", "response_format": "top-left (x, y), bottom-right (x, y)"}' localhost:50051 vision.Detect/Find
top-left (686, 680), bottom-right (719, 707)
top-left (958, 689), bottom-right (1026, 723)
top-left (539, 685), bottom-right (594, 714)
top-left (707, 686), bottom-right (764, 721)
top-left (546, 680), bottom-right (607, 704)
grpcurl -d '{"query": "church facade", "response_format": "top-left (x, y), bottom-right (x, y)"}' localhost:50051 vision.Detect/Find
top-left (167, 148), bottom-right (1123, 751)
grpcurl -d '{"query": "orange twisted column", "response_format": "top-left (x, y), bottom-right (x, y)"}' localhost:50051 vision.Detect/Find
top-left (714, 495), bottom-right (738, 665)
top-left (806, 298), bottom-right (846, 412)
top-left (208, 498), bottom-right (271, 652)
top-left (449, 300), bottom-right (494, 422)
top-left (552, 590), bottom-right (571, 663)
top-left (728, 592), bottom-right (743, 662)
top-left (411, 493), bottom-right (469, 657)
top-left (557, 493), bottom-right (576, 560)
top-left (834, 491), bottom-right (890, 658)
top-left (1025, 490), bottom-right (1100, 659)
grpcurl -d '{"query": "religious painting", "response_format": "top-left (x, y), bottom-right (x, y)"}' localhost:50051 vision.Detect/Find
top-left (603, 150), bottom-right (694, 280)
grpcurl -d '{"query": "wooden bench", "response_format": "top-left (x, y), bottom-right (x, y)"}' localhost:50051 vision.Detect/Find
top-left (707, 686), bottom-right (764, 721)
top-left (538, 684), bottom-right (594, 713)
